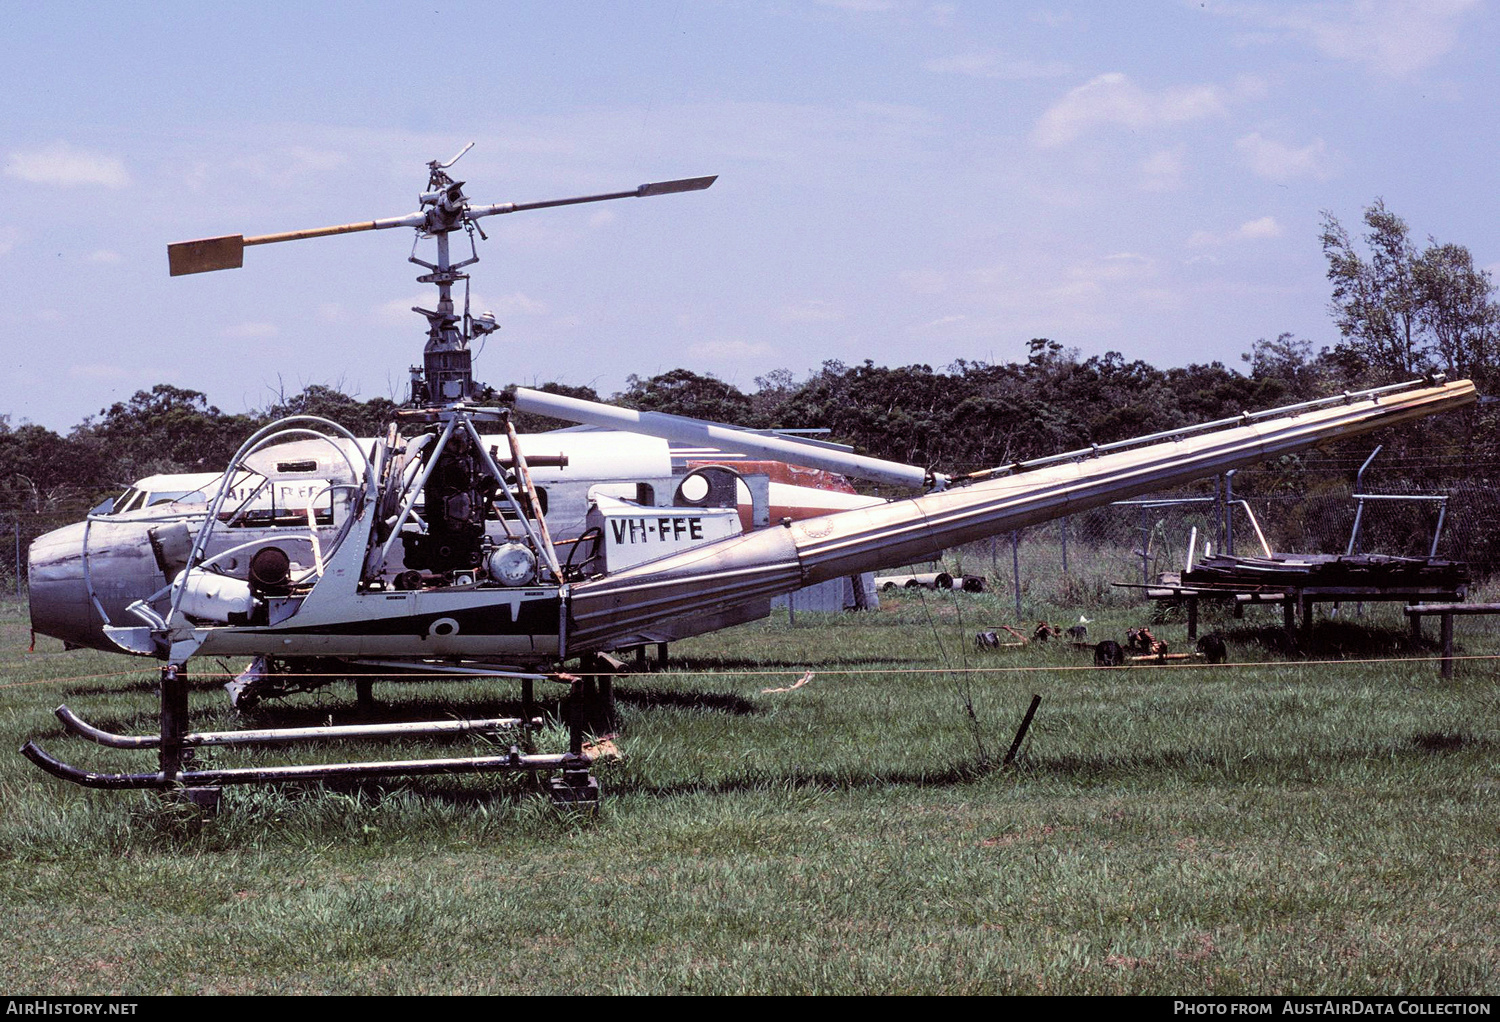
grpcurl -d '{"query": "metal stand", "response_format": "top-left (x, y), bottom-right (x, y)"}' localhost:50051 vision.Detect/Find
top-left (549, 676), bottom-right (601, 807)
top-left (1405, 602), bottom-right (1500, 679)
top-left (575, 655), bottom-right (619, 733)
top-left (159, 664), bottom-right (222, 811)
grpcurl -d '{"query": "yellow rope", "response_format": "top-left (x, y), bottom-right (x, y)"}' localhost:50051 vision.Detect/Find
top-left (3, 652), bottom-right (1498, 690)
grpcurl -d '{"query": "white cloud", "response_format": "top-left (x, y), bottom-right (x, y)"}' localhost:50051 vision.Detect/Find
top-left (689, 339), bottom-right (773, 359)
top-left (920, 314), bottom-right (966, 329)
top-left (86, 249), bottom-right (123, 264)
top-left (1235, 132), bottom-right (1337, 181)
top-left (1031, 10), bottom-right (1082, 29)
top-left (487, 292), bottom-right (549, 317)
top-left (779, 299), bottom-right (843, 323)
top-left (1139, 147), bottom-right (1186, 191)
top-left (68, 363), bottom-right (127, 380)
top-left (378, 290), bottom-right (546, 326)
top-left (219, 322), bottom-right (279, 338)
top-left (1187, 216), bottom-right (1286, 247)
top-left (965, 250), bottom-right (1177, 327)
top-left (923, 52), bottom-right (1070, 80)
top-left (1237, 216), bottom-right (1284, 240)
top-left (229, 146), bottom-right (347, 188)
top-left (1078, 252), bottom-right (1155, 282)
top-left (1218, 0), bottom-right (1480, 78)
top-left (5, 142), bottom-right (130, 188)
top-left (900, 269), bottom-right (948, 295)
top-left (1032, 73), bottom-right (1228, 147)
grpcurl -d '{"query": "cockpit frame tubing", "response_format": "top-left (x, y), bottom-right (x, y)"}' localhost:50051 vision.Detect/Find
top-left (377, 416), bottom-right (458, 566)
top-left (166, 417), bottom-right (373, 628)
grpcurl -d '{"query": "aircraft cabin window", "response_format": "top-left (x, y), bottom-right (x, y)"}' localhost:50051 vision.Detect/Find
top-left (147, 490), bottom-right (209, 507)
top-left (218, 481), bottom-right (336, 528)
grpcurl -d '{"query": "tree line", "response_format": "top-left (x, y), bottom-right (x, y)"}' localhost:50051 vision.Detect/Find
top-left (3, 197), bottom-right (1496, 519)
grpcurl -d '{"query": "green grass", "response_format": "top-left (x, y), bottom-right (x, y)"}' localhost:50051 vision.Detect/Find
top-left (0, 592), bottom-right (1496, 994)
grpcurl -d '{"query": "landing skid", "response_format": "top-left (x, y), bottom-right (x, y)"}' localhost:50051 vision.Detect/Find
top-left (22, 664), bottom-right (602, 809)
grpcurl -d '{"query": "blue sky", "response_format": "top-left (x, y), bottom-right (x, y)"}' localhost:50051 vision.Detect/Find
top-left (3, 1), bottom-right (1496, 431)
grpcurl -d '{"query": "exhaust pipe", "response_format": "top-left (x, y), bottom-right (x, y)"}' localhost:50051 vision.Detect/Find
top-left (565, 378), bottom-right (1475, 651)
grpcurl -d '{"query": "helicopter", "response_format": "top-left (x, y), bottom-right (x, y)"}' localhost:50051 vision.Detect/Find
top-left (20, 144), bottom-right (1478, 807)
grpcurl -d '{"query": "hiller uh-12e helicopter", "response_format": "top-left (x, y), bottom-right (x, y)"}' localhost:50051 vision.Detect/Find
top-left (21, 144), bottom-right (1478, 806)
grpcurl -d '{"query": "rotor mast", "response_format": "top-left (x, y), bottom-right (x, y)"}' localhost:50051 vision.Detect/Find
top-left (410, 144), bottom-right (483, 406)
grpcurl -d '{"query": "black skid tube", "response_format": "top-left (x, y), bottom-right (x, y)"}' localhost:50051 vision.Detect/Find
top-left (22, 739), bottom-right (586, 790)
top-left (54, 705), bottom-right (160, 748)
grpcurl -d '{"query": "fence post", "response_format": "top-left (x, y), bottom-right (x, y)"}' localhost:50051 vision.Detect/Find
top-left (1140, 505), bottom-right (1149, 584)
top-left (1060, 516), bottom-right (1068, 577)
top-left (13, 519), bottom-right (19, 598)
top-left (1215, 475), bottom-right (1224, 554)
top-left (1224, 470), bottom-right (1236, 556)
top-left (1011, 530), bottom-right (1022, 623)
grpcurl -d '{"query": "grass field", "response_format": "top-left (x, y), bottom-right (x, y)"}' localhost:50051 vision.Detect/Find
top-left (1, 591), bottom-right (1496, 995)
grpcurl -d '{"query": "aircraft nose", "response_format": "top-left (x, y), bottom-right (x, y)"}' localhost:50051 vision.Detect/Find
top-left (28, 519), bottom-right (164, 652)
top-left (29, 522), bottom-right (104, 650)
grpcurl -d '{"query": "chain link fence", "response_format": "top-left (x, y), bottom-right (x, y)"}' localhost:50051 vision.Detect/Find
top-left (938, 468), bottom-right (1500, 620)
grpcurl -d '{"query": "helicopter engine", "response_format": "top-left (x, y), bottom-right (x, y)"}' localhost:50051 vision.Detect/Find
top-left (401, 427), bottom-right (495, 573)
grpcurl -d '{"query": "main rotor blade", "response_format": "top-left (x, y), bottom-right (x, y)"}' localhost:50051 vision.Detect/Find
top-left (167, 235), bottom-right (245, 276)
top-left (470, 175), bottom-right (717, 219)
top-left (638, 175), bottom-right (717, 196)
top-left (167, 175), bottom-right (714, 275)
top-left (168, 211), bottom-right (426, 275)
